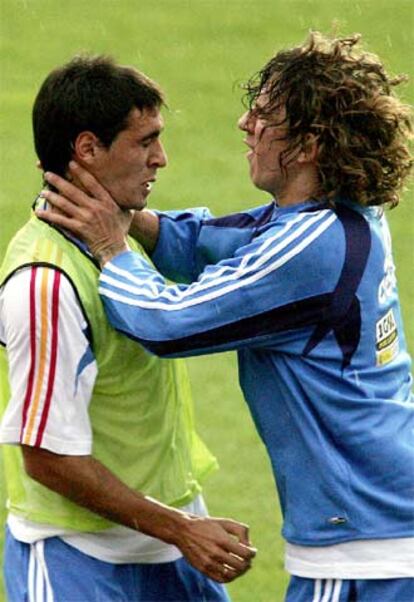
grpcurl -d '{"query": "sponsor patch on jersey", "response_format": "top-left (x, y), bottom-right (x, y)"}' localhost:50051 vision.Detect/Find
top-left (376, 309), bottom-right (399, 366)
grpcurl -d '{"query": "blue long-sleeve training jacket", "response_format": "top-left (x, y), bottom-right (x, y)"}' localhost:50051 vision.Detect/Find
top-left (98, 199), bottom-right (414, 547)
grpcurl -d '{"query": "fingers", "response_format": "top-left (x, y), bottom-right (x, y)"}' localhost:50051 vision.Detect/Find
top-left (219, 518), bottom-right (252, 547)
top-left (199, 557), bottom-right (249, 585)
top-left (177, 515), bottom-right (256, 584)
top-left (213, 519), bottom-right (256, 582)
top-left (217, 519), bottom-right (256, 562)
top-left (199, 527), bottom-right (256, 583)
top-left (213, 562), bottom-right (239, 584)
top-left (215, 536), bottom-right (256, 574)
top-left (36, 208), bottom-right (81, 233)
top-left (43, 171), bottom-right (91, 208)
top-left (211, 550), bottom-right (253, 583)
top-left (217, 550), bottom-right (252, 576)
top-left (39, 189), bottom-right (83, 218)
top-left (67, 161), bottom-right (114, 203)
top-left (222, 563), bottom-right (238, 582)
top-left (225, 539), bottom-right (256, 564)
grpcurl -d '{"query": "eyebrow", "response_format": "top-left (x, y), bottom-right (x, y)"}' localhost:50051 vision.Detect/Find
top-left (139, 127), bottom-right (163, 143)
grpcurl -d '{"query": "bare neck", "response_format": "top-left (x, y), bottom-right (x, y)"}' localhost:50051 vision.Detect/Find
top-left (275, 165), bottom-right (320, 207)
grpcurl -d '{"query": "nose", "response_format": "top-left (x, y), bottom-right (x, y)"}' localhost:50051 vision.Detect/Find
top-left (238, 110), bottom-right (253, 133)
top-left (151, 139), bottom-right (168, 169)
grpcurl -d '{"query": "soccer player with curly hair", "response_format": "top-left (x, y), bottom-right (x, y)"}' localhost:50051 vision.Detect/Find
top-left (38, 33), bottom-right (414, 601)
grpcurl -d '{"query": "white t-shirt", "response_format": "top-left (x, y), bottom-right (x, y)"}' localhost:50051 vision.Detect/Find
top-left (285, 539), bottom-right (414, 579)
top-left (0, 266), bottom-right (204, 563)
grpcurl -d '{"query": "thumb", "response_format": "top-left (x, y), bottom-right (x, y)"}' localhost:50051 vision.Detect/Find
top-left (218, 519), bottom-right (251, 546)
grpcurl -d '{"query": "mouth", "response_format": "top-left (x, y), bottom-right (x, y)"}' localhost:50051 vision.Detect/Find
top-left (143, 178), bottom-right (156, 192)
top-left (245, 147), bottom-right (254, 161)
top-left (243, 139), bottom-right (254, 157)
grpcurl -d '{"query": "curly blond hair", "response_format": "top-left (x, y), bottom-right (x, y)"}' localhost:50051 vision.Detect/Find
top-left (244, 32), bottom-right (413, 207)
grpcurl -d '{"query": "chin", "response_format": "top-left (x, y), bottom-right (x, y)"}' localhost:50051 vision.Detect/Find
top-left (135, 198), bottom-right (148, 210)
top-left (252, 177), bottom-right (266, 192)
top-left (121, 197), bottom-right (147, 211)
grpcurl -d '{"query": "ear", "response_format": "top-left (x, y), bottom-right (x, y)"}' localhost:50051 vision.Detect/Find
top-left (72, 131), bottom-right (103, 167)
top-left (297, 133), bottom-right (319, 164)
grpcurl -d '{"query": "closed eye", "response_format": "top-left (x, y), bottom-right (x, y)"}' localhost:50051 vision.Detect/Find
top-left (139, 129), bottom-right (163, 148)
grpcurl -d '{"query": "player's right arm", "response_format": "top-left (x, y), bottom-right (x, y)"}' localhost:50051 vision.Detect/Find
top-left (0, 266), bottom-right (255, 583)
top-left (21, 445), bottom-right (254, 583)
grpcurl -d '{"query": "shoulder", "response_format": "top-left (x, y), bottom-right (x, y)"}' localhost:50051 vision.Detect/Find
top-left (244, 205), bottom-right (347, 290)
top-left (2, 264), bottom-right (79, 299)
top-left (201, 202), bottom-right (275, 229)
top-left (258, 205), bottom-right (344, 256)
top-left (1, 266), bottom-right (86, 334)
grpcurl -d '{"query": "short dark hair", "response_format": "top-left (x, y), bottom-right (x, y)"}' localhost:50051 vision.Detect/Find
top-left (33, 54), bottom-right (165, 177)
top-left (244, 32), bottom-right (413, 207)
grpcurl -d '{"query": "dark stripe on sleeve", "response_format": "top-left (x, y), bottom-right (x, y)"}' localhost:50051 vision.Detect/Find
top-left (125, 293), bottom-right (332, 356)
top-left (303, 204), bottom-right (371, 369)
top-left (203, 203), bottom-right (274, 229)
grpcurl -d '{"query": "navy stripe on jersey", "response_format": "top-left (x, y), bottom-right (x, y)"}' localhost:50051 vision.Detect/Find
top-left (303, 204), bottom-right (371, 369)
top-left (203, 202), bottom-right (274, 229)
top-left (120, 293), bottom-right (332, 356)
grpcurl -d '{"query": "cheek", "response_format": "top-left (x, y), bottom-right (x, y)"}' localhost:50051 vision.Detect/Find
top-left (126, 153), bottom-right (147, 175)
top-left (260, 138), bottom-right (283, 168)
top-left (114, 157), bottom-right (145, 182)
top-left (254, 128), bottom-right (272, 157)
top-left (253, 140), bottom-right (272, 169)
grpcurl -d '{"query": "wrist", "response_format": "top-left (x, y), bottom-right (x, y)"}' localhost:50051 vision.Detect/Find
top-left (93, 240), bottom-right (129, 267)
top-left (154, 508), bottom-right (190, 546)
top-left (128, 494), bottom-right (189, 544)
top-left (129, 210), bottom-right (159, 253)
top-left (158, 512), bottom-right (201, 548)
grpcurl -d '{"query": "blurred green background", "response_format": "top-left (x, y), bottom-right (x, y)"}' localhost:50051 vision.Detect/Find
top-left (0, 1), bottom-right (412, 600)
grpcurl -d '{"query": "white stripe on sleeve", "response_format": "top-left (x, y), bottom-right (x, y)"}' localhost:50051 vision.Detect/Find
top-left (100, 211), bottom-right (336, 312)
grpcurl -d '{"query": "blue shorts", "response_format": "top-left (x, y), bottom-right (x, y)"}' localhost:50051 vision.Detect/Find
top-left (4, 527), bottom-right (231, 602)
top-left (286, 576), bottom-right (414, 602)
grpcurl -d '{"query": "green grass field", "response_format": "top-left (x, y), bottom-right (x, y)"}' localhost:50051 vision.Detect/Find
top-left (0, 1), bottom-right (413, 600)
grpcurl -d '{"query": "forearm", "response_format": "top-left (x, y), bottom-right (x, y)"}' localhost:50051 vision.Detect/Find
top-left (129, 210), bottom-right (160, 254)
top-left (80, 209), bottom-right (160, 266)
top-left (22, 445), bottom-right (256, 582)
top-left (22, 446), bottom-right (184, 542)
top-left (151, 209), bottom-right (256, 283)
top-left (99, 248), bottom-right (277, 358)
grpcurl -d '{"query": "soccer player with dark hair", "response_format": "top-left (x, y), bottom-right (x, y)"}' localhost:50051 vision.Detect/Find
top-left (38, 33), bottom-right (414, 601)
top-left (0, 54), bottom-right (256, 602)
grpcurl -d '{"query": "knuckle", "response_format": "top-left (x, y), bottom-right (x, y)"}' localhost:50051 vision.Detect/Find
top-left (201, 558), bottom-right (214, 572)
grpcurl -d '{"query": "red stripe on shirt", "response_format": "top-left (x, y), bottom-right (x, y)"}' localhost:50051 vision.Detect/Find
top-left (20, 267), bottom-right (38, 440)
top-left (35, 271), bottom-right (61, 446)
